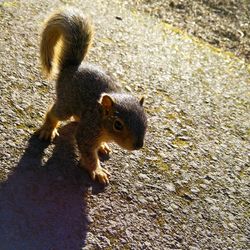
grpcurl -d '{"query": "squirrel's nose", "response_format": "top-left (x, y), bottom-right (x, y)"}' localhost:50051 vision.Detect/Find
top-left (133, 140), bottom-right (143, 150)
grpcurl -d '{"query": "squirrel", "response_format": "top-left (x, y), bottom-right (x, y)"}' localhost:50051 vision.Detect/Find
top-left (36, 8), bottom-right (147, 184)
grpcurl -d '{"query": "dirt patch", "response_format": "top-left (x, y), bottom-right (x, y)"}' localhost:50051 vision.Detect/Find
top-left (128, 0), bottom-right (250, 62)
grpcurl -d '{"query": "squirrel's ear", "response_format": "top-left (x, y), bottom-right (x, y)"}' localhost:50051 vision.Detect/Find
top-left (99, 94), bottom-right (114, 110)
top-left (139, 96), bottom-right (145, 106)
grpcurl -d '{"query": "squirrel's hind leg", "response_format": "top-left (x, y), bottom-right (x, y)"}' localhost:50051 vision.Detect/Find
top-left (36, 103), bottom-right (70, 141)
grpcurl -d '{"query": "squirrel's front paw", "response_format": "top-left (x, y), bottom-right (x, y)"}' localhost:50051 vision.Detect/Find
top-left (35, 125), bottom-right (59, 141)
top-left (98, 143), bottom-right (112, 156)
top-left (90, 167), bottom-right (110, 185)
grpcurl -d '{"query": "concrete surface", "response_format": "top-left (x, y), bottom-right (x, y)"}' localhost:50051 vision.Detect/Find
top-left (0, 0), bottom-right (249, 249)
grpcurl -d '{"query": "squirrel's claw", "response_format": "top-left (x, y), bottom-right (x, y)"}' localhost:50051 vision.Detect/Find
top-left (98, 143), bottom-right (112, 156)
top-left (35, 126), bottom-right (59, 141)
top-left (90, 167), bottom-right (110, 185)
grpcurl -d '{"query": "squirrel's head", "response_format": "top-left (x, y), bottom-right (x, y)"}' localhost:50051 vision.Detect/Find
top-left (99, 93), bottom-right (147, 151)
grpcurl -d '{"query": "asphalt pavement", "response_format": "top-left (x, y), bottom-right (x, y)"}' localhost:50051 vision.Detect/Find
top-left (0, 0), bottom-right (249, 249)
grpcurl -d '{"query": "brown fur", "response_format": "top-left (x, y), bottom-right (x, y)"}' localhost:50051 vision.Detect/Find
top-left (40, 8), bottom-right (93, 78)
top-left (36, 8), bottom-right (147, 184)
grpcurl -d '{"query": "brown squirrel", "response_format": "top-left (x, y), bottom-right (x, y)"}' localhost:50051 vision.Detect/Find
top-left (36, 8), bottom-right (147, 184)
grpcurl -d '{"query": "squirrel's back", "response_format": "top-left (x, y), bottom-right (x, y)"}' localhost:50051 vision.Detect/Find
top-left (40, 8), bottom-right (93, 78)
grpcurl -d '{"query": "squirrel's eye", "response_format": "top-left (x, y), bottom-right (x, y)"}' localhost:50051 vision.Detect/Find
top-left (114, 120), bottom-right (123, 131)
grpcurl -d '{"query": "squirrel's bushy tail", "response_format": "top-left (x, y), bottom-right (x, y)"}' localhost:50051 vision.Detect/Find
top-left (40, 8), bottom-right (93, 78)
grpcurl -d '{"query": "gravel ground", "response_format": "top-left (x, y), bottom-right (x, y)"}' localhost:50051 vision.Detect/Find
top-left (0, 0), bottom-right (249, 249)
top-left (127, 0), bottom-right (250, 63)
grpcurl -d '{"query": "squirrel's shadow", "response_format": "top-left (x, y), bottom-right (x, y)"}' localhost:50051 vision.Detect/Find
top-left (0, 122), bottom-right (105, 250)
